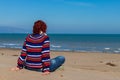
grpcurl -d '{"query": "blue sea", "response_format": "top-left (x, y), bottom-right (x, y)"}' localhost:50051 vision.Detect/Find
top-left (0, 33), bottom-right (120, 53)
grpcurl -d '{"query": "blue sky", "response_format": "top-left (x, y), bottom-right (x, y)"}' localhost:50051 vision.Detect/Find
top-left (0, 0), bottom-right (120, 34)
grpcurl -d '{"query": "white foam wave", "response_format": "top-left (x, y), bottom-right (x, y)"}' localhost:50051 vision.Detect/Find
top-left (3, 43), bottom-right (19, 46)
top-left (104, 48), bottom-right (110, 50)
top-left (51, 45), bottom-right (61, 48)
top-left (0, 46), bottom-right (6, 48)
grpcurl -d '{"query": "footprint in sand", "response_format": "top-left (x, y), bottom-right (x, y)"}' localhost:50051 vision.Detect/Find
top-left (105, 62), bottom-right (117, 67)
top-left (12, 54), bottom-right (18, 56)
top-left (0, 53), bottom-right (4, 55)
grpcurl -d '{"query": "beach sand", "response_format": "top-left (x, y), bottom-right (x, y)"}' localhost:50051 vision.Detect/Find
top-left (0, 48), bottom-right (120, 80)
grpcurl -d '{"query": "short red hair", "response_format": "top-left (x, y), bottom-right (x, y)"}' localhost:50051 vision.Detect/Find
top-left (33, 20), bottom-right (47, 34)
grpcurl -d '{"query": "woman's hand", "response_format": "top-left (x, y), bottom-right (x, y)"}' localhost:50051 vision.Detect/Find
top-left (42, 71), bottom-right (50, 75)
top-left (11, 67), bottom-right (21, 71)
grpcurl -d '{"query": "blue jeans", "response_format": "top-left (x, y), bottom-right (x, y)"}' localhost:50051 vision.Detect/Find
top-left (50, 56), bottom-right (65, 72)
top-left (25, 56), bottom-right (65, 72)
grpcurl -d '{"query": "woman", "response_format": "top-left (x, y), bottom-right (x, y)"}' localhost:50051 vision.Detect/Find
top-left (11, 20), bottom-right (65, 75)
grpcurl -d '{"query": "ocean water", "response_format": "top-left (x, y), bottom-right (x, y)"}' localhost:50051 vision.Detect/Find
top-left (0, 33), bottom-right (120, 53)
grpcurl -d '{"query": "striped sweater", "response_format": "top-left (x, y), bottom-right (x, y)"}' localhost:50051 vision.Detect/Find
top-left (17, 33), bottom-right (50, 72)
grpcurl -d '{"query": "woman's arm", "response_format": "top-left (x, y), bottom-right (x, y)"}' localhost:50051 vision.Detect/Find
top-left (42, 36), bottom-right (51, 72)
top-left (17, 40), bottom-right (27, 69)
top-left (11, 39), bottom-right (27, 71)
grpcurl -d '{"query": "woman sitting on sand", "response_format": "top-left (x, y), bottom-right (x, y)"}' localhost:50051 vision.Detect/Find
top-left (11, 20), bottom-right (65, 75)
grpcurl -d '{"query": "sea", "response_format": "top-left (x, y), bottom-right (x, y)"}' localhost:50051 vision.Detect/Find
top-left (0, 33), bottom-right (120, 53)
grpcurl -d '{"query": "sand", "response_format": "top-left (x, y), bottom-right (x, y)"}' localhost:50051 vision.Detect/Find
top-left (0, 48), bottom-right (120, 80)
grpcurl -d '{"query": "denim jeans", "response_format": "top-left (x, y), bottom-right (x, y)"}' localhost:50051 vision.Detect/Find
top-left (50, 56), bottom-right (65, 72)
top-left (25, 56), bottom-right (65, 72)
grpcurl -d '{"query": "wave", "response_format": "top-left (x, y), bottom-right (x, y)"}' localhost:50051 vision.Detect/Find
top-left (0, 42), bottom-right (120, 54)
top-left (51, 45), bottom-right (61, 48)
top-left (3, 43), bottom-right (20, 46)
top-left (0, 43), bottom-right (22, 49)
top-left (0, 46), bottom-right (6, 48)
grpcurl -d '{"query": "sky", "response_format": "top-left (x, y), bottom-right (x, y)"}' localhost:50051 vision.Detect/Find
top-left (0, 0), bottom-right (120, 34)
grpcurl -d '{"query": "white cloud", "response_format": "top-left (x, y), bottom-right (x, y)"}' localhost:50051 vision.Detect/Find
top-left (53, 0), bottom-right (64, 1)
top-left (49, 0), bottom-right (94, 7)
top-left (65, 1), bottom-right (94, 7)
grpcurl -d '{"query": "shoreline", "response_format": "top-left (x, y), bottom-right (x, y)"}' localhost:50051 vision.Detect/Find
top-left (0, 47), bottom-right (119, 54)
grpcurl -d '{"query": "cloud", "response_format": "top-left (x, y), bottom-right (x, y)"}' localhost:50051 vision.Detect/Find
top-left (52, 0), bottom-right (64, 1)
top-left (0, 26), bottom-right (30, 33)
top-left (65, 1), bottom-right (94, 7)
top-left (49, 0), bottom-right (94, 7)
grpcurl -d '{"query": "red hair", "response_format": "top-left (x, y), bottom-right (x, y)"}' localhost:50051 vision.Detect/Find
top-left (33, 20), bottom-right (47, 34)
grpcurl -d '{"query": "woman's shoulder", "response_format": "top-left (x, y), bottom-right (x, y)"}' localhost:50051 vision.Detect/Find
top-left (25, 33), bottom-right (49, 39)
top-left (26, 34), bottom-right (31, 38)
top-left (25, 33), bottom-right (49, 37)
top-left (43, 33), bottom-right (49, 38)
top-left (43, 33), bottom-right (48, 36)
top-left (24, 34), bottom-right (32, 40)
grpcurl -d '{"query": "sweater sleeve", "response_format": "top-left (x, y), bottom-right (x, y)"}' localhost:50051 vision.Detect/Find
top-left (17, 39), bottom-right (27, 69)
top-left (42, 36), bottom-right (51, 72)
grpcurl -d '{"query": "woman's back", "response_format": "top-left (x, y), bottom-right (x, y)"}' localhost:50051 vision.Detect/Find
top-left (18, 33), bottom-right (50, 71)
